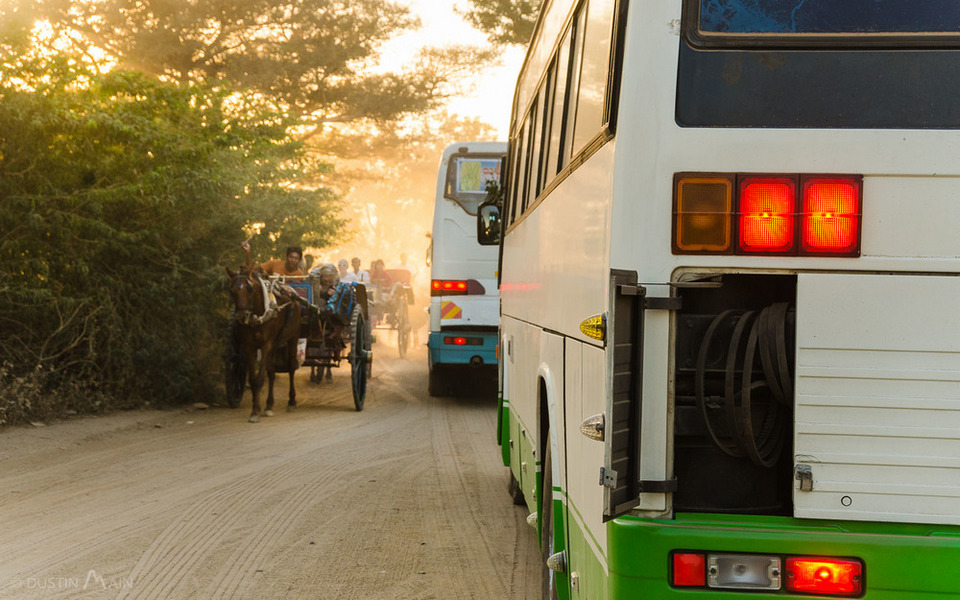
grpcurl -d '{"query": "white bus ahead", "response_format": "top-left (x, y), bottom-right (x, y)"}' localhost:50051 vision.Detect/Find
top-left (484, 0), bottom-right (960, 598)
top-left (427, 142), bottom-right (506, 396)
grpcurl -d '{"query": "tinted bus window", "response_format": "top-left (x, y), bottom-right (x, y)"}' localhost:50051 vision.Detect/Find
top-left (572, 0), bottom-right (616, 154)
top-left (699, 0), bottom-right (960, 34)
top-left (445, 155), bottom-right (501, 215)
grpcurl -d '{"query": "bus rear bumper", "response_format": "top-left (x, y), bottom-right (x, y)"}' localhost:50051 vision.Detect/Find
top-left (605, 513), bottom-right (960, 598)
top-left (427, 331), bottom-right (497, 367)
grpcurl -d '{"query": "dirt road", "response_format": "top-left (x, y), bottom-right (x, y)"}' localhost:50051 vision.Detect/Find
top-left (0, 343), bottom-right (540, 599)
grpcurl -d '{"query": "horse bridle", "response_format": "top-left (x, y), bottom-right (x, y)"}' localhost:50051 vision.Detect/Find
top-left (231, 271), bottom-right (280, 326)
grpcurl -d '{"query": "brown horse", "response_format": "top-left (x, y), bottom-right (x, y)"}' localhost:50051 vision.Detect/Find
top-left (226, 267), bottom-right (301, 422)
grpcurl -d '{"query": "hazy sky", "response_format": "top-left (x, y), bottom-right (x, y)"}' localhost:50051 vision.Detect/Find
top-left (382, 0), bottom-right (525, 139)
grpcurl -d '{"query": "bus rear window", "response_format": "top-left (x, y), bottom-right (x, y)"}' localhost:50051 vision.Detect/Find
top-left (444, 155), bottom-right (502, 215)
top-left (696, 0), bottom-right (960, 36)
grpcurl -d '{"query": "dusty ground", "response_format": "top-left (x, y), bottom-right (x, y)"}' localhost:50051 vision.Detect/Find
top-left (0, 341), bottom-right (540, 599)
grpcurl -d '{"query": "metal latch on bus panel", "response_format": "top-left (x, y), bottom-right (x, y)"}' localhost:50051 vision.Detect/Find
top-left (617, 284), bottom-right (682, 311)
top-left (600, 466), bottom-right (618, 489)
top-left (795, 464), bottom-right (814, 491)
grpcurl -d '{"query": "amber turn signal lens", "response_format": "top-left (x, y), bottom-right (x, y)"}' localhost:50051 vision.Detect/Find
top-left (674, 176), bottom-right (733, 253)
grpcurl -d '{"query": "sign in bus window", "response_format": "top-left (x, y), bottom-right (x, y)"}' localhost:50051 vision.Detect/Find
top-left (698, 0), bottom-right (960, 34)
top-left (457, 159), bottom-right (500, 193)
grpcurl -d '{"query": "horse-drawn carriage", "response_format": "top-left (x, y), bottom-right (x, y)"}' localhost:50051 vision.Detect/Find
top-left (368, 268), bottom-right (415, 358)
top-left (286, 275), bottom-right (372, 410)
top-left (225, 269), bottom-right (372, 419)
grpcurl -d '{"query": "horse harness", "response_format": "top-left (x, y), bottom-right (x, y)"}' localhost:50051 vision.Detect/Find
top-left (231, 271), bottom-right (289, 327)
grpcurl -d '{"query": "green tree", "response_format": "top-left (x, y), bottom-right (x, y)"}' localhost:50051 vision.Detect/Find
top-left (0, 54), bottom-right (344, 423)
top-left (457, 0), bottom-right (540, 45)
top-left (4, 0), bottom-right (497, 134)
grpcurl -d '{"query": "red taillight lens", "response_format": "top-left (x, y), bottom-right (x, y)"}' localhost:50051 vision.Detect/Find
top-left (431, 280), bottom-right (469, 296)
top-left (739, 178), bottom-right (796, 253)
top-left (672, 553), bottom-right (706, 587)
top-left (785, 557), bottom-right (863, 596)
top-left (443, 336), bottom-right (483, 346)
top-left (801, 178), bottom-right (861, 255)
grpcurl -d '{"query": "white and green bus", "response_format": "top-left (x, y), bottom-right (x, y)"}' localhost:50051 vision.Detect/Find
top-left (485, 0), bottom-right (960, 597)
top-left (427, 141), bottom-right (506, 396)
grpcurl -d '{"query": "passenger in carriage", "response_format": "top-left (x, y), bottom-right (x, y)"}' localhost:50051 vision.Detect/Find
top-left (308, 262), bottom-right (340, 383)
top-left (310, 263), bottom-right (340, 304)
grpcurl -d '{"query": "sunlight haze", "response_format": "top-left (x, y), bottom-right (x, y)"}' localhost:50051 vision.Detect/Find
top-left (384, 0), bottom-right (525, 138)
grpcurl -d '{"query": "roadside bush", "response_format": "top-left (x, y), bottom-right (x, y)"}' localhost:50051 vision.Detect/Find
top-left (0, 56), bottom-right (345, 424)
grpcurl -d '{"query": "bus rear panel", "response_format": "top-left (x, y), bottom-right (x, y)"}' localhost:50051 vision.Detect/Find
top-left (428, 142), bottom-right (505, 395)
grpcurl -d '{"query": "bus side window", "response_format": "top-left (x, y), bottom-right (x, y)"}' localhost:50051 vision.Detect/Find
top-left (527, 87), bottom-right (547, 209)
top-left (572, 0), bottom-right (617, 154)
top-left (522, 103), bottom-right (537, 213)
top-left (561, 6), bottom-right (586, 168)
top-left (547, 30), bottom-right (573, 181)
top-left (536, 64), bottom-right (556, 198)
top-left (515, 116), bottom-right (531, 219)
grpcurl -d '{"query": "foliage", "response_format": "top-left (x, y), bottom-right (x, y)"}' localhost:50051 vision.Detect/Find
top-left (458, 0), bottom-right (540, 46)
top-left (0, 55), bottom-right (345, 423)
top-left (3, 0), bottom-right (497, 133)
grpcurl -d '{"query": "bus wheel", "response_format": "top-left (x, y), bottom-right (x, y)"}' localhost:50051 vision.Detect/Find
top-left (428, 365), bottom-right (448, 397)
top-left (508, 471), bottom-right (525, 506)
top-left (541, 442), bottom-right (559, 600)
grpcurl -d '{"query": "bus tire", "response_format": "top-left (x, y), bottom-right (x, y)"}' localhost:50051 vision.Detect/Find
top-left (428, 365), bottom-right (447, 397)
top-left (541, 441), bottom-right (559, 600)
top-left (508, 471), bottom-right (525, 505)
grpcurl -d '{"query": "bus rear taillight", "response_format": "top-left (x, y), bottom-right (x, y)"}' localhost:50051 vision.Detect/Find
top-left (672, 553), bottom-right (706, 587)
top-left (673, 173), bottom-right (861, 257)
top-left (800, 178), bottom-right (861, 255)
top-left (431, 279), bottom-right (488, 296)
top-left (444, 336), bottom-right (483, 346)
top-left (785, 557), bottom-right (863, 596)
top-left (739, 178), bottom-right (796, 253)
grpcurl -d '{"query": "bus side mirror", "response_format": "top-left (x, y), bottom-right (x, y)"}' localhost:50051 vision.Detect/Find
top-left (477, 201), bottom-right (501, 245)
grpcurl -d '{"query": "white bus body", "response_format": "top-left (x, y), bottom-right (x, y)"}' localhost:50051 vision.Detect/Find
top-left (427, 142), bottom-right (506, 396)
top-left (496, 0), bottom-right (960, 597)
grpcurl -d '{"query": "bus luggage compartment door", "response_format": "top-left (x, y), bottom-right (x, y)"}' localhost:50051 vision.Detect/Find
top-left (794, 273), bottom-right (960, 526)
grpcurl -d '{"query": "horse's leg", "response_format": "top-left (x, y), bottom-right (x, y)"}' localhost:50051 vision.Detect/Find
top-left (287, 340), bottom-right (297, 411)
top-left (248, 349), bottom-right (265, 423)
top-left (265, 350), bottom-right (277, 417)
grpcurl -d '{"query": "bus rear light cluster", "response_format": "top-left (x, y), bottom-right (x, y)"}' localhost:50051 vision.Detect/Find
top-left (443, 336), bottom-right (484, 346)
top-left (431, 279), bottom-right (486, 296)
top-left (671, 551), bottom-right (864, 596)
top-left (673, 173), bottom-right (862, 256)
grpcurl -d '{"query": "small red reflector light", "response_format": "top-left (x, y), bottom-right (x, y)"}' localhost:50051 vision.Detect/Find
top-left (785, 557), bottom-right (863, 596)
top-left (672, 553), bottom-right (706, 587)
top-left (739, 178), bottom-right (795, 253)
top-left (431, 280), bottom-right (441, 291)
top-left (801, 178), bottom-right (860, 254)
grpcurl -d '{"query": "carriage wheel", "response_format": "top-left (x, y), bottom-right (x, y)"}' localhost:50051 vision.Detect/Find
top-left (351, 310), bottom-right (368, 411)
top-left (397, 302), bottom-right (410, 359)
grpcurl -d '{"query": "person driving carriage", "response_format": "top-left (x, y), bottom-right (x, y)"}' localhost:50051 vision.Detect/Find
top-left (241, 240), bottom-right (304, 276)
